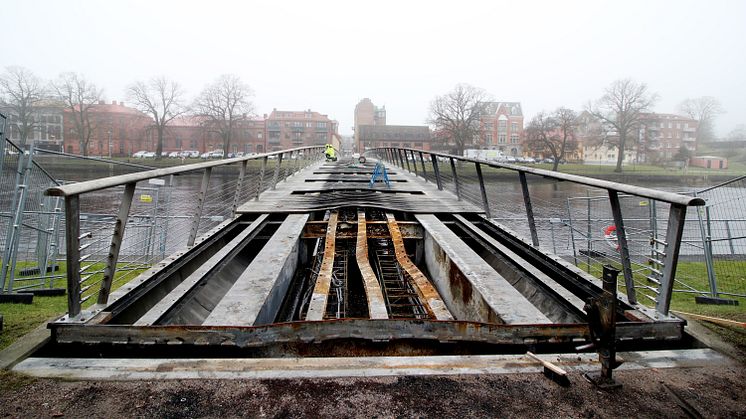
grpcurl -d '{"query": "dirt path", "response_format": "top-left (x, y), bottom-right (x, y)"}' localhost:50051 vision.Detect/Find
top-left (2, 364), bottom-right (745, 418)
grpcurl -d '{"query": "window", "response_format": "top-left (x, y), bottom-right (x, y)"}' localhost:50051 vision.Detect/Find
top-left (257, 133), bottom-right (263, 138)
top-left (511, 122), bottom-right (518, 132)
top-left (676, 123), bottom-right (681, 129)
top-left (668, 122), bottom-right (672, 128)
top-left (510, 134), bottom-right (519, 144)
top-left (498, 134), bottom-right (506, 144)
top-left (485, 133), bottom-right (493, 144)
top-left (498, 120), bottom-right (507, 132)
top-left (316, 122), bottom-right (327, 129)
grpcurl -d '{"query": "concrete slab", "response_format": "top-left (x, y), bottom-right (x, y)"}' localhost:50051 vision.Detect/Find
top-left (203, 214), bottom-right (309, 326)
top-left (12, 349), bottom-right (729, 380)
top-left (416, 214), bottom-right (550, 324)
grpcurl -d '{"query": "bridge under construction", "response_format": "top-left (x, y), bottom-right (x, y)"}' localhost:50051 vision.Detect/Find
top-left (8, 147), bottom-right (729, 384)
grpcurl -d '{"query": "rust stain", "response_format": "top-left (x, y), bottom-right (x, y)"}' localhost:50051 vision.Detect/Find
top-left (448, 260), bottom-right (473, 305)
top-left (386, 213), bottom-right (453, 321)
top-left (305, 211), bottom-right (338, 320)
top-left (356, 209), bottom-right (389, 319)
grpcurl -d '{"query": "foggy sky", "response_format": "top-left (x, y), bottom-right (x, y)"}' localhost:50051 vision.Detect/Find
top-left (4, 0), bottom-right (745, 136)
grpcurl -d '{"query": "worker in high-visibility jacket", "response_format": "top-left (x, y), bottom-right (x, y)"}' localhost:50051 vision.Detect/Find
top-left (324, 144), bottom-right (337, 161)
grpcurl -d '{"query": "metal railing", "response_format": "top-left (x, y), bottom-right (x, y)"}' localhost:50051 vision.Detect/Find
top-left (46, 146), bottom-right (326, 318)
top-left (367, 147), bottom-right (705, 315)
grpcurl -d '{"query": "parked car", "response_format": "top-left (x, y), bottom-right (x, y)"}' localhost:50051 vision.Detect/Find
top-left (132, 150), bottom-right (148, 158)
top-left (524, 157), bottom-right (537, 164)
top-left (168, 151), bottom-right (180, 158)
top-left (180, 150), bottom-right (199, 158)
top-left (143, 151), bottom-right (156, 158)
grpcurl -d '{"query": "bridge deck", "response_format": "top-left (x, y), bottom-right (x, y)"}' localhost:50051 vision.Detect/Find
top-left (237, 160), bottom-right (483, 214)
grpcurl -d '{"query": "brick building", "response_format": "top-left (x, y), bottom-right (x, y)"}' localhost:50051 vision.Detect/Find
top-left (354, 98), bottom-right (431, 152)
top-left (265, 109), bottom-right (338, 152)
top-left (357, 125), bottom-right (431, 151)
top-left (478, 102), bottom-right (524, 157)
top-left (64, 101), bottom-right (152, 156)
top-left (354, 98), bottom-right (386, 152)
top-left (151, 116), bottom-right (266, 155)
top-left (639, 113), bottom-right (698, 161)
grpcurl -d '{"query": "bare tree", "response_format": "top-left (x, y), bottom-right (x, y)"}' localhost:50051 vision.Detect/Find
top-left (127, 76), bottom-right (186, 159)
top-left (526, 108), bottom-right (578, 171)
top-left (677, 96), bottom-right (724, 143)
top-left (587, 79), bottom-right (657, 172)
top-left (51, 72), bottom-right (102, 156)
top-left (0, 66), bottom-right (46, 148)
top-left (193, 74), bottom-right (254, 154)
top-left (428, 84), bottom-right (490, 155)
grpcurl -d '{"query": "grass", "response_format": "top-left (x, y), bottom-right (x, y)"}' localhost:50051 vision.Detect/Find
top-left (0, 262), bottom-right (147, 351)
top-left (578, 260), bottom-right (746, 322)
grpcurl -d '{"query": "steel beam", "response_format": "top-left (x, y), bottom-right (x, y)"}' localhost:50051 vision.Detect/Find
top-left (98, 182), bottom-right (136, 305)
top-left (431, 154), bottom-right (443, 190)
top-left (232, 160), bottom-right (248, 215)
top-left (449, 157), bottom-right (461, 200)
top-left (255, 156), bottom-right (268, 200)
top-left (306, 211), bottom-right (339, 321)
top-left (608, 190), bottom-right (637, 304)
top-left (188, 167), bottom-right (212, 247)
top-left (386, 213), bottom-right (453, 320)
top-left (656, 204), bottom-right (688, 315)
top-left (356, 209), bottom-right (389, 319)
top-left (303, 220), bottom-right (423, 239)
top-left (518, 171), bottom-right (539, 246)
top-left (475, 163), bottom-right (491, 218)
top-left (64, 195), bottom-right (82, 318)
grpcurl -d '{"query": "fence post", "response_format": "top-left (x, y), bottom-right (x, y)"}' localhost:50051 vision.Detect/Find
top-left (64, 195), bottom-right (82, 317)
top-left (475, 162), bottom-right (491, 218)
top-left (271, 153), bottom-right (284, 190)
top-left (232, 160), bottom-right (248, 216)
top-left (98, 182), bottom-right (136, 304)
top-left (418, 151), bottom-right (427, 181)
top-left (255, 156), bottom-right (268, 200)
top-left (404, 150), bottom-right (412, 172)
top-left (449, 157), bottom-right (461, 200)
top-left (608, 190), bottom-right (637, 305)
top-left (188, 167), bottom-right (212, 247)
top-left (724, 220), bottom-right (735, 255)
top-left (430, 154), bottom-right (443, 190)
top-left (695, 205), bottom-right (719, 297)
top-left (397, 149), bottom-right (405, 169)
top-left (519, 171), bottom-right (539, 247)
top-left (410, 150), bottom-right (418, 177)
top-left (1, 147), bottom-right (34, 293)
top-left (656, 204), bottom-right (687, 315)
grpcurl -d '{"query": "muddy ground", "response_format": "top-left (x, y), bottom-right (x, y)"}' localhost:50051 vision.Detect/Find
top-left (1, 364), bottom-right (744, 418)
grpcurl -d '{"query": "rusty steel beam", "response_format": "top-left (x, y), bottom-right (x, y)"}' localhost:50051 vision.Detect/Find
top-left (302, 220), bottom-right (423, 239)
top-left (305, 211), bottom-right (339, 321)
top-left (357, 209), bottom-right (389, 319)
top-left (385, 213), bottom-right (453, 320)
top-left (50, 319), bottom-right (684, 347)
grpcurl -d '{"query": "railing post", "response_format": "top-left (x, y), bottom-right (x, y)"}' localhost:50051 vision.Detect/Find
top-left (284, 150), bottom-right (294, 181)
top-left (255, 156), bottom-right (268, 200)
top-left (430, 154), bottom-right (443, 190)
top-left (188, 167), bottom-right (212, 247)
top-left (418, 151), bottom-right (427, 181)
top-left (232, 159), bottom-right (248, 215)
top-left (271, 152), bottom-right (284, 189)
top-left (519, 171), bottom-right (539, 247)
top-left (397, 149), bottom-right (405, 168)
top-left (608, 190), bottom-right (637, 305)
top-left (656, 204), bottom-right (687, 315)
top-left (98, 182), bottom-right (136, 304)
top-left (410, 150), bottom-right (418, 177)
top-left (404, 149), bottom-right (412, 172)
top-left (475, 162), bottom-right (491, 218)
top-left (449, 157), bottom-right (461, 200)
top-left (64, 195), bottom-right (82, 317)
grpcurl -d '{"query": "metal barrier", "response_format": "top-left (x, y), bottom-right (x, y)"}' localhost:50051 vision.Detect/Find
top-left (45, 146), bottom-right (325, 318)
top-left (368, 147), bottom-right (705, 315)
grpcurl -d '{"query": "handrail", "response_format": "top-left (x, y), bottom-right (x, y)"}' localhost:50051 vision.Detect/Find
top-left (365, 147), bottom-right (704, 207)
top-left (46, 145), bottom-right (324, 197)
